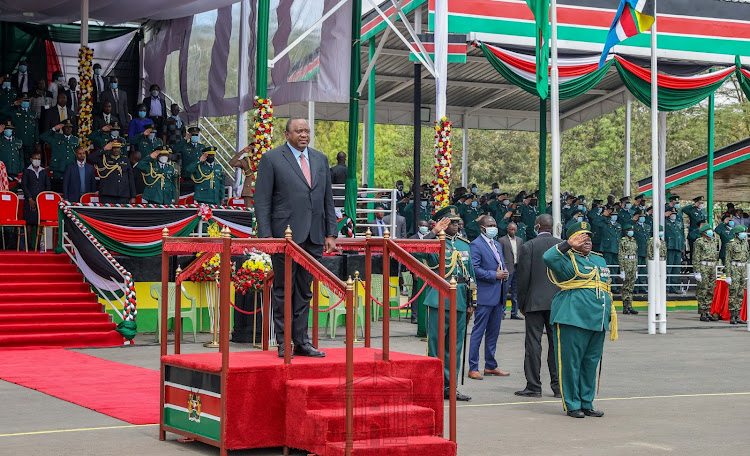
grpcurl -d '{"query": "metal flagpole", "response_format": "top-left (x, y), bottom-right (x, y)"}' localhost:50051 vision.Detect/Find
top-left (550, 0), bottom-right (561, 237)
top-left (236, 0), bottom-right (250, 153)
top-left (625, 95), bottom-right (632, 196)
top-left (434, 0), bottom-right (448, 120)
top-left (707, 69), bottom-right (715, 223)
top-left (462, 115), bottom-right (468, 187)
top-left (649, 1), bottom-right (661, 335)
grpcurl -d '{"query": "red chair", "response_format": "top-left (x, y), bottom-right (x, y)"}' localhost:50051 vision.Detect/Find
top-left (228, 197), bottom-right (245, 207)
top-left (80, 192), bottom-right (100, 204)
top-left (134, 194), bottom-right (143, 204)
top-left (36, 191), bottom-right (62, 250)
top-left (0, 191), bottom-right (28, 252)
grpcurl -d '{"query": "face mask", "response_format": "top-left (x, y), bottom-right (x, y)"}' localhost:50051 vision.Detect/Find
top-left (1, 82), bottom-right (9, 89)
top-left (20, 101), bottom-right (29, 109)
top-left (206, 156), bottom-right (215, 164)
top-left (484, 227), bottom-right (498, 238)
top-left (739, 233), bottom-right (747, 240)
top-left (397, 185), bottom-right (403, 191)
top-left (698, 204), bottom-right (705, 210)
top-left (148, 132), bottom-right (156, 140)
top-left (638, 216), bottom-right (645, 223)
top-left (172, 114), bottom-right (180, 120)
top-left (57, 76), bottom-right (65, 83)
top-left (493, 188), bottom-right (500, 194)
top-left (597, 208), bottom-right (603, 215)
top-left (611, 215), bottom-right (618, 222)
top-left (627, 230), bottom-right (634, 237)
top-left (94, 68), bottom-right (101, 75)
top-left (471, 201), bottom-right (478, 208)
top-left (158, 156), bottom-right (169, 164)
top-left (625, 203), bottom-right (632, 210)
top-left (669, 214), bottom-right (677, 221)
top-left (418, 226), bottom-right (429, 235)
top-left (471, 187), bottom-right (478, 194)
top-left (421, 201), bottom-right (428, 208)
top-left (31, 159), bottom-right (41, 167)
top-left (705, 230), bottom-right (714, 238)
top-left (111, 131), bottom-right (119, 138)
top-left (533, 226), bottom-right (540, 236)
top-left (191, 135), bottom-right (199, 143)
top-left (577, 216), bottom-right (583, 222)
top-left (138, 110), bottom-right (147, 118)
top-left (3, 130), bottom-right (11, 137)
top-left (151, 90), bottom-right (160, 97)
top-left (729, 220), bottom-right (735, 227)
top-left (502, 199), bottom-right (510, 205)
top-left (18, 65), bottom-right (27, 73)
top-left (659, 231), bottom-right (664, 239)
top-left (674, 203), bottom-right (680, 209)
top-left (110, 82), bottom-right (118, 89)
top-left (578, 205), bottom-right (584, 211)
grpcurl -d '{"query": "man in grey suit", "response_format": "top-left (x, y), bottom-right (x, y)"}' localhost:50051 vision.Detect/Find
top-left (498, 222), bottom-right (524, 320)
top-left (514, 214), bottom-right (561, 398)
top-left (383, 211), bottom-right (407, 239)
top-left (254, 117), bottom-right (337, 359)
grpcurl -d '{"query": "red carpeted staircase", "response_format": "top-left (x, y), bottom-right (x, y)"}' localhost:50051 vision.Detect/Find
top-left (0, 252), bottom-right (124, 348)
top-left (285, 376), bottom-right (456, 456)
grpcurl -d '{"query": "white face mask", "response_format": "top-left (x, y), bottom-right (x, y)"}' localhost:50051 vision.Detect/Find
top-left (158, 156), bottom-right (169, 164)
top-left (31, 159), bottom-right (41, 167)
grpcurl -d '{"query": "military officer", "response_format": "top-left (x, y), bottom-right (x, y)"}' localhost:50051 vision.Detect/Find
top-left (724, 225), bottom-right (748, 324)
top-left (715, 213), bottom-right (735, 264)
top-left (544, 221), bottom-right (616, 418)
top-left (692, 224), bottom-right (719, 322)
top-left (564, 210), bottom-right (585, 239)
top-left (403, 197), bottom-right (432, 236)
top-left (416, 206), bottom-right (475, 402)
top-left (688, 219), bottom-right (707, 260)
top-left (128, 123), bottom-right (163, 157)
top-left (498, 209), bottom-right (525, 240)
top-left (0, 121), bottom-right (23, 177)
top-left (664, 199), bottom-right (685, 294)
top-left (493, 192), bottom-right (512, 221)
top-left (460, 193), bottom-right (483, 241)
top-left (89, 121), bottom-right (123, 150)
top-left (2, 93), bottom-right (38, 164)
top-left (185, 146), bottom-right (224, 205)
top-left (618, 224), bottom-right (639, 315)
top-left (88, 140), bottom-right (136, 204)
top-left (519, 194), bottom-right (539, 240)
top-left (588, 200), bottom-right (605, 252)
top-left (40, 119), bottom-right (78, 192)
top-left (173, 126), bottom-right (205, 172)
top-left (632, 209), bottom-right (651, 293)
top-left (647, 226), bottom-right (667, 262)
top-left (137, 146), bottom-right (177, 204)
top-left (619, 196), bottom-right (634, 220)
top-left (0, 74), bottom-right (17, 115)
top-left (593, 208), bottom-right (621, 274)
top-left (682, 196), bottom-right (707, 233)
top-left (561, 194), bottom-right (577, 224)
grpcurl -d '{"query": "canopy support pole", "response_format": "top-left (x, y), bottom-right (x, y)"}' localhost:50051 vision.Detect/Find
top-left (434, 0), bottom-right (448, 121)
top-left (550, 0), bottom-right (561, 237)
top-left (625, 95), bottom-right (632, 196)
top-left (344, 0), bottom-right (362, 232)
top-left (256, 0), bottom-right (270, 98)
top-left (367, 38), bottom-right (376, 189)
top-left (462, 115), bottom-right (468, 187)
top-left (308, 101), bottom-right (316, 148)
top-left (707, 70), bottom-right (715, 223)
top-left (236, 0), bottom-right (250, 152)
top-left (539, 97), bottom-right (547, 204)
top-left (80, 0), bottom-right (89, 46)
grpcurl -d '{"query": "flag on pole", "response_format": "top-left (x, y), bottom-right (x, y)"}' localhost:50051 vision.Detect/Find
top-left (599, 0), bottom-right (655, 68)
top-left (525, 0), bottom-right (550, 99)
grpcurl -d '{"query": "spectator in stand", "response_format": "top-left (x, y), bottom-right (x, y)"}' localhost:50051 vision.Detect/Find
top-left (100, 76), bottom-right (129, 133)
top-left (163, 104), bottom-right (186, 146)
top-left (65, 78), bottom-right (79, 113)
top-left (1, 93), bottom-right (39, 165)
top-left (93, 101), bottom-right (120, 133)
top-left (0, 74), bottom-right (17, 117)
top-left (142, 84), bottom-right (167, 137)
top-left (63, 146), bottom-right (96, 202)
top-left (29, 79), bottom-right (53, 122)
top-left (92, 63), bottom-right (107, 112)
top-left (22, 150), bottom-right (50, 249)
top-left (43, 93), bottom-right (76, 134)
top-left (128, 103), bottom-right (152, 140)
top-left (11, 59), bottom-right (35, 94)
top-left (329, 151), bottom-right (347, 212)
top-left (47, 71), bottom-right (67, 104)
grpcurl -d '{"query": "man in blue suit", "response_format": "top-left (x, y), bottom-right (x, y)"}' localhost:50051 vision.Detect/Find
top-left (63, 146), bottom-right (97, 202)
top-left (468, 215), bottom-right (510, 380)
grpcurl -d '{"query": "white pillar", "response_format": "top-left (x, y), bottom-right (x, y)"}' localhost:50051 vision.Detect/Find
top-left (648, 3), bottom-right (661, 335)
top-left (462, 114), bottom-right (468, 187)
top-left (550, 0), bottom-right (562, 237)
top-left (236, 0), bottom-right (250, 152)
top-left (308, 101), bottom-right (316, 148)
top-left (362, 107), bottom-right (368, 186)
top-left (434, 0), bottom-right (448, 120)
top-left (625, 95), bottom-right (632, 196)
top-left (80, 0), bottom-right (89, 46)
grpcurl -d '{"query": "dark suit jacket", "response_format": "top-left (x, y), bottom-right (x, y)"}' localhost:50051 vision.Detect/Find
top-left (42, 105), bottom-right (77, 135)
top-left (93, 113), bottom-right (121, 133)
top-left (470, 235), bottom-right (508, 307)
top-left (383, 213), bottom-right (407, 239)
top-left (21, 166), bottom-right (51, 224)
top-left (100, 88), bottom-right (129, 132)
top-left (92, 74), bottom-right (108, 108)
top-left (11, 71), bottom-right (36, 94)
top-left (64, 89), bottom-right (79, 112)
top-left (516, 232), bottom-right (561, 313)
top-left (254, 144), bottom-right (337, 245)
top-left (498, 234), bottom-right (523, 274)
top-left (62, 161), bottom-right (97, 202)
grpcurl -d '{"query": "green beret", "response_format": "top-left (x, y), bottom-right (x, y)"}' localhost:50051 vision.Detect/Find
top-left (566, 221), bottom-right (593, 239)
top-left (669, 195), bottom-right (680, 202)
top-left (433, 205), bottom-right (461, 222)
top-left (62, 119), bottom-right (73, 128)
top-left (699, 224), bottom-right (712, 233)
top-left (3, 120), bottom-right (13, 129)
top-left (577, 194), bottom-right (585, 200)
top-left (462, 193), bottom-right (474, 200)
top-left (733, 225), bottom-right (746, 234)
top-left (188, 126), bottom-right (200, 134)
top-left (622, 224), bottom-right (633, 231)
top-left (110, 121), bottom-right (121, 130)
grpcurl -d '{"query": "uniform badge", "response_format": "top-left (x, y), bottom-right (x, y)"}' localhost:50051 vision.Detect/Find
top-left (187, 391), bottom-right (202, 423)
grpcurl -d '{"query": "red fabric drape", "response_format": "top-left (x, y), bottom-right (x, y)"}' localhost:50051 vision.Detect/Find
top-left (485, 44), bottom-right (602, 78)
top-left (615, 56), bottom-right (735, 89)
top-left (710, 280), bottom-right (731, 320)
top-left (76, 213), bottom-right (197, 243)
top-left (45, 40), bottom-right (62, 86)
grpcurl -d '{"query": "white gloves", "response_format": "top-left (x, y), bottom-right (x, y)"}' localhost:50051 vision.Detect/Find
top-left (239, 153), bottom-right (248, 160)
top-left (619, 271), bottom-right (625, 280)
top-left (726, 277), bottom-right (732, 285)
top-left (695, 273), bottom-right (702, 282)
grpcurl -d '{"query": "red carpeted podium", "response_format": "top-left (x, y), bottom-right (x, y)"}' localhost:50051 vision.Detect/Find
top-left (161, 347), bottom-right (455, 456)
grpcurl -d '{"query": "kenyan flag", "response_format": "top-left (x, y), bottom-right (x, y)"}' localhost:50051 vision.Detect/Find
top-left (163, 365), bottom-right (222, 441)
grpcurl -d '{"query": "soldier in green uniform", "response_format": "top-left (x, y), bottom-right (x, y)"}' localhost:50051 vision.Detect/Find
top-left (560, 194), bottom-right (577, 224)
top-left (89, 121), bottom-right (123, 150)
top-left (519, 194), bottom-right (539, 240)
top-left (682, 196), bottom-right (707, 233)
top-left (185, 146), bottom-right (225, 205)
top-left (173, 126), bottom-right (205, 173)
top-left (0, 74), bottom-right (17, 116)
top-left (416, 206), bottom-right (475, 402)
top-left (564, 210), bottom-right (585, 239)
top-left (499, 209), bottom-right (527, 240)
top-left (665, 198), bottom-right (685, 293)
top-left (688, 219), bottom-right (707, 260)
top-left (714, 213), bottom-right (735, 264)
top-left (137, 146), bottom-right (177, 204)
top-left (647, 226), bottom-right (667, 261)
top-left (493, 192), bottom-right (513, 222)
top-left (40, 119), bottom-right (78, 192)
top-left (618, 224), bottom-right (639, 315)
top-left (632, 209), bottom-right (651, 293)
top-left (619, 196), bottom-right (634, 220)
top-left (404, 196), bottom-right (432, 236)
top-left (593, 208), bottom-right (621, 274)
top-left (693, 224), bottom-right (719, 321)
top-left (128, 123), bottom-right (163, 157)
top-left (544, 221), bottom-right (616, 418)
top-left (588, 200), bottom-right (604, 253)
top-left (2, 93), bottom-right (38, 165)
top-left (0, 121), bottom-right (24, 177)
top-left (460, 193), bottom-right (483, 241)
top-left (89, 140), bottom-right (136, 204)
top-left (724, 225), bottom-right (748, 324)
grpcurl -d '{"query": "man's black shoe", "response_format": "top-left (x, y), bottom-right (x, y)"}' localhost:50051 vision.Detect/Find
top-left (293, 343), bottom-right (326, 357)
top-left (510, 315), bottom-right (524, 320)
top-left (622, 307), bottom-right (631, 315)
top-left (629, 307), bottom-right (639, 315)
top-left (700, 313), bottom-right (709, 322)
top-left (278, 346), bottom-right (293, 359)
top-left (582, 408), bottom-right (604, 417)
top-left (514, 389), bottom-right (542, 398)
top-left (410, 317), bottom-right (418, 324)
top-left (567, 409), bottom-right (585, 418)
top-left (707, 313), bottom-right (718, 321)
top-left (553, 392), bottom-right (562, 398)
top-left (444, 388), bottom-right (472, 401)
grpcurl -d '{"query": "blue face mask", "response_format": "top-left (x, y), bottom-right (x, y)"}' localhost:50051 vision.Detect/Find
top-left (484, 227), bottom-right (498, 239)
top-left (57, 76), bottom-right (65, 83)
top-left (659, 231), bottom-right (664, 239)
top-left (148, 132), bottom-right (156, 140)
top-left (20, 101), bottom-right (29, 109)
top-left (739, 233), bottom-right (747, 240)
top-left (625, 203), bottom-right (632, 210)
top-left (638, 216), bottom-right (645, 223)
top-left (18, 65), bottom-right (27, 73)
top-left (421, 201), bottom-right (428, 208)
top-left (1, 82), bottom-right (9, 89)
top-left (577, 216), bottom-right (583, 222)
top-left (729, 220), bottom-right (735, 227)
top-left (611, 215), bottom-right (618, 222)
top-left (674, 203), bottom-right (680, 209)
top-left (471, 187), bottom-right (478, 194)
top-left (597, 208), bottom-right (603, 215)
top-left (138, 110), bottom-right (147, 118)
top-left (577, 205), bottom-right (584, 211)
top-left (110, 82), bottom-right (118, 89)
top-left (191, 135), bottom-right (199, 143)
top-left (418, 226), bottom-right (429, 235)
top-left (173, 114), bottom-right (180, 120)
top-left (627, 230), bottom-right (634, 237)
top-left (94, 68), bottom-right (101, 75)
top-left (705, 230), bottom-right (714, 238)
top-left (111, 131), bottom-right (119, 138)
top-left (3, 130), bottom-right (12, 137)
top-left (669, 214), bottom-right (677, 221)
top-left (471, 201), bottom-right (478, 208)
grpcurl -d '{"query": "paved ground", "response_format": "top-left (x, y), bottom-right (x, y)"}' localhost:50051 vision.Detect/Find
top-left (2, 311), bottom-right (750, 455)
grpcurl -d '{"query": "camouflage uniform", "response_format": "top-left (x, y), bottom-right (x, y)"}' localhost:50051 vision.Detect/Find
top-left (692, 234), bottom-right (719, 315)
top-left (618, 234), bottom-right (638, 314)
top-left (647, 238), bottom-right (667, 261)
top-left (724, 236), bottom-right (748, 315)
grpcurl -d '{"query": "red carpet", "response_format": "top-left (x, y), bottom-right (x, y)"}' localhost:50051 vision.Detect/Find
top-left (0, 252), bottom-right (123, 348)
top-left (0, 348), bottom-right (159, 424)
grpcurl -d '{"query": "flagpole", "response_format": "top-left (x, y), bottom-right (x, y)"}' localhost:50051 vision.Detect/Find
top-left (550, 0), bottom-right (561, 237)
top-left (649, 0), bottom-right (662, 335)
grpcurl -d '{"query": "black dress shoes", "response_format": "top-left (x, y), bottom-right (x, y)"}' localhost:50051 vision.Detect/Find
top-left (567, 409), bottom-right (585, 418)
top-left (582, 408), bottom-right (604, 417)
top-left (444, 388), bottom-right (472, 401)
top-left (553, 392), bottom-right (562, 398)
top-left (293, 343), bottom-right (326, 357)
top-left (278, 346), bottom-right (293, 359)
top-left (510, 315), bottom-right (524, 320)
top-left (514, 389), bottom-right (542, 398)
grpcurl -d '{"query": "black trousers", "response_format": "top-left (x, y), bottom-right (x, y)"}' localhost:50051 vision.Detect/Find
top-left (270, 237), bottom-right (323, 346)
top-left (523, 310), bottom-right (559, 394)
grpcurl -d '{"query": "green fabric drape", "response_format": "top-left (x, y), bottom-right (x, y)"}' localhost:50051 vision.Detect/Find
top-left (116, 321), bottom-right (138, 340)
top-left (479, 44), bottom-right (614, 100)
top-left (615, 60), bottom-right (733, 111)
top-left (344, 0), bottom-right (362, 232)
top-left (14, 23), bottom-right (135, 43)
top-left (539, 97), bottom-right (547, 201)
top-left (75, 216), bottom-right (201, 257)
top-left (737, 57), bottom-right (750, 101)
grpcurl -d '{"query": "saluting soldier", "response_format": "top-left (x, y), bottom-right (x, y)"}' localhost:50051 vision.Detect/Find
top-left (665, 199), bottom-right (685, 294)
top-left (88, 140), bottom-right (136, 204)
top-left (519, 194), bottom-right (539, 240)
top-left (0, 121), bottom-right (24, 177)
top-left (588, 200), bottom-right (604, 252)
top-left (715, 213), bottom-right (735, 264)
top-left (40, 119), bottom-right (78, 193)
top-left (619, 196), bottom-right (634, 220)
top-left (543, 221), bottom-right (616, 418)
top-left (682, 196), bottom-right (707, 233)
top-left (172, 126), bottom-right (205, 196)
top-left (137, 146), bottom-right (177, 205)
top-left (403, 195), bottom-right (432, 236)
top-left (460, 193), bottom-right (483, 241)
top-left (724, 225), bottom-right (748, 325)
top-left (416, 206), bottom-right (476, 402)
top-left (632, 209), bottom-right (651, 293)
top-left (185, 146), bottom-right (225, 205)
top-left (560, 194), bottom-right (577, 224)
top-left (564, 210), bottom-right (585, 239)
top-left (593, 208), bottom-right (621, 274)
top-left (692, 224), bottom-right (719, 322)
top-left (493, 192), bottom-right (512, 221)
top-left (229, 145), bottom-right (255, 207)
top-left (128, 122), bottom-right (163, 157)
top-left (0, 74), bottom-right (17, 115)
top-left (618, 224), bottom-right (639, 315)
top-left (2, 93), bottom-right (38, 165)
top-left (89, 121), bottom-right (123, 150)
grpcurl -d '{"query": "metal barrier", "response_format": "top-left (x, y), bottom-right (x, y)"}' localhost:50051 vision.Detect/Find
top-left (331, 185), bottom-right (398, 236)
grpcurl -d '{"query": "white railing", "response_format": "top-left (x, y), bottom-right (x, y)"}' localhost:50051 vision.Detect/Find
top-left (332, 186), bottom-right (399, 237)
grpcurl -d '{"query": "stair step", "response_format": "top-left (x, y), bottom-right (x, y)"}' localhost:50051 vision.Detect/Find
top-left (0, 331), bottom-right (124, 348)
top-left (325, 435), bottom-right (456, 456)
top-left (0, 263), bottom-right (78, 274)
top-left (286, 376), bottom-right (413, 410)
top-left (1, 282), bottom-right (90, 293)
top-left (0, 253), bottom-right (70, 265)
top-left (0, 302), bottom-right (104, 314)
top-left (308, 405), bottom-right (436, 443)
top-left (0, 272), bottom-right (83, 283)
top-left (0, 321), bottom-right (117, 335)
top-left (0, 292), bottom-right (98, 303)
top-left (0, 312), bottom-right (111, 324)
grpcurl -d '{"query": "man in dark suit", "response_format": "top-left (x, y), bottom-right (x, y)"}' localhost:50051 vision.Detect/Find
top-left (100, 76), bottom-right (129, 133)
top-left (63, 146), bottom-right (97, 202)
top-left (329, 151), bottom-right (347, 210)
top-left (64, 78), bottom-right (79, 113)
top-left (142, 84), bottom-right (167, 136)
top-left (468, 215), bottom-right (510, 380)
top-left (43, 93), bottom-right (77, 135)
top-left (515, 213), bottom-right (561, 398)
top-left (254, 117), bottom-right (337, 359)
top-left (11, 60), bottom-right (35, 94)
top-left (92, 63), bottom-right (108, 112)
top-left (93, 101), bottom-right (120, 133)
top-left (498, 222), bottom-right (525, 320)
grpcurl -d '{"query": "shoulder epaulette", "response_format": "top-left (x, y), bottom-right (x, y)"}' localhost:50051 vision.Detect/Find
top-left (458, 236), bottom-right (470, 243)
top-left (590, 251), bottom-right (603, 257)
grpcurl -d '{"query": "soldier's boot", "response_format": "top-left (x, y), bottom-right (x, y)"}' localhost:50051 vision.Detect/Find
top-left (729, 311), bottom-right (737, 325)
top-left (700, 312), bottom-right (710, 322)
top-left (706, 313), bottom-right (718, 322)
top-left (628, 304), bottom-right (639, 315)
top-left (622, 301), bottom-right (631, 314)
top-left (737, 313), bottom-right (747, 324)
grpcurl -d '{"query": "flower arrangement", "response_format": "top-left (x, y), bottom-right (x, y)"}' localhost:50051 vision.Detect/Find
top-left (189, 222), bottom-right (234, 282)
top-left (247, 97), bottom-right (273, 204)
top-left (432, 116), bottom-right (452, 209)
top-left (232, 250), bottom-right (273, 294)
top-left (77, 45), bottom-right (94, 149)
